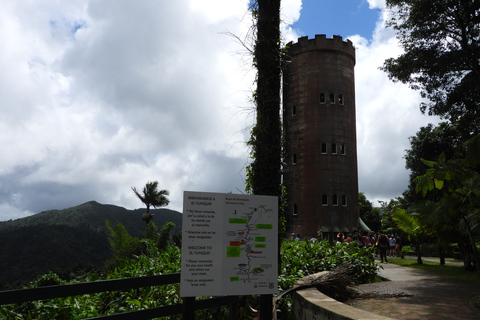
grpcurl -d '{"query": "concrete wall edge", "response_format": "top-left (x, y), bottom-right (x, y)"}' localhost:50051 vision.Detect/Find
top-left (292, 272), bottom-right (396, 320)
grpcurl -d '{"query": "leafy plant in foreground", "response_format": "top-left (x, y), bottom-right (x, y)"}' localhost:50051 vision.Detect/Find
top-left (1, 236), bottom-right (378, 320)
top-left (275, 239), bottom-right (378, 320)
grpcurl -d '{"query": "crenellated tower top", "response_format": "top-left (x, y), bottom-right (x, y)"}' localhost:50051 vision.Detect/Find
top-left (286, 34), bottom-right (355, 65)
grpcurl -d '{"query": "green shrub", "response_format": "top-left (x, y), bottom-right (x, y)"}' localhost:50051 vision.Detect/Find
top-left (276, 239), bottom-right (378, 320)
top-left (106, 221), bottom-right (144, 263)
top-left (1, 236), bottom-right (379, 320)
top-left (401, 243), bottom-right (460, 257)
top-left (402, 245), bottom-right (414, 255)
top-left (280, 239), bottom-right (377, 284)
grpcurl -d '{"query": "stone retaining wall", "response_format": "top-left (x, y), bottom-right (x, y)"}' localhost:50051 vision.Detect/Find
top-left (292, 272), bottom-right (395, 320)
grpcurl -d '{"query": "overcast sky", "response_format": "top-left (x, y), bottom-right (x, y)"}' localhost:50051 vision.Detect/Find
top-left (0, 0), bottom-right (440, 221)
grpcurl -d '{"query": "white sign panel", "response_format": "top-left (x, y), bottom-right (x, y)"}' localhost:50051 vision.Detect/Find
top-left (180, 191), bottom-right (278, 297)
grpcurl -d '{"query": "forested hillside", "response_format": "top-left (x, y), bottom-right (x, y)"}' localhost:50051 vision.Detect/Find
top-left (0, 201), bottom-right (182, 289)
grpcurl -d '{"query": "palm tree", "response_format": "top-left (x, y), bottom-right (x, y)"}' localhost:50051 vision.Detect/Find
top-left (392, 208), bottom-right (426, 264)
top-left (132, 181), bottom-right (169, 225)
top-left (412, 200), bottom-right (453, 265)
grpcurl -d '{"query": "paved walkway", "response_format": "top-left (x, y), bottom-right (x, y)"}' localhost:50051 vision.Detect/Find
top-left (349, 257), bottom-right (480, 319)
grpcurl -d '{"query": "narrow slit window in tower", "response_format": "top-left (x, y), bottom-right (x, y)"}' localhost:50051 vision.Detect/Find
top-left (293, 204), bottom-right (298, 216)
top-left (322, 194), bottom-right (328, 206)
top-left (338, 94), bottom-right (344, 105)
top-left (292, 153), bottom-right (297, 165)
top-left (333, 194), bottom-right (338, 206)
top-left (329, 93), bottom-right (335, 104)
top-left (292, 105), bottom-right (296, 116)
top-left (332, 143), bottom-right (337, 154)
top-left (321, 143), bottom-right (327, 154)
top-left (340, 144), bottom-right (346, 155)
top-left (320, 93), bottom-right (326, 104)
top-left (342, 195), bottom-right (347, 206)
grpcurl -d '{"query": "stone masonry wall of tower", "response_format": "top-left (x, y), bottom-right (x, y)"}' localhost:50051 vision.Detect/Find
top-left (283, 35), bottom-right (359, 241)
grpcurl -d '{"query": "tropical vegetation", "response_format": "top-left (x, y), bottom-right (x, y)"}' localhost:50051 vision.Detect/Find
top-left (382, 0), bottom-right (480, 139)
top-left (358, 192), bottom-right (381, 231)
top-left (379, 0), bottom-right (480, 272)
top-left (0, 201), bottom-right (182, 290)
top-left (0, 226), bottom-right (378, 320)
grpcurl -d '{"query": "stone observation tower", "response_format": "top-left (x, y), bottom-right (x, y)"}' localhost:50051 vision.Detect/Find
top-left (283, 35), bottom-right (359, 241)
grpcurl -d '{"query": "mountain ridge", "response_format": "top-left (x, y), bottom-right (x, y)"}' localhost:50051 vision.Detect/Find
top-left (0, 201), bottom-right (182, 289)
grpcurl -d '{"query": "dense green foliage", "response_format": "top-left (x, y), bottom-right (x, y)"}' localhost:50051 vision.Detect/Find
top-left (279, 239), bottom-right (378, 286)
top-left (403, 122), bottom-right (463, 203)
top-left (390, 135), bottom-right (480, 269)
top-left (377, 198), bottom-right (405, 234)
top-left (383, 0), bottom-right (480, 138)
top-left (106, 220), bottom-right (177, 268)
top-left (0, 201), bottom-right (182, 289)
top-left (392, 208), bottom-right (426, 264)
top-left (1, 247), bottom-right (182, 320)
top-left (382, 1), bottom-right (480, 271)
top-left (1, 236), bottom-right (379, 320)
top-left (412, 135), bottom-right (480, 271)
top-left (401, 243), bottom-right (463, 258)
top-left (275, 240), bottom-right (377, 319)
top-left (358, 192), bottom-right (381, 231)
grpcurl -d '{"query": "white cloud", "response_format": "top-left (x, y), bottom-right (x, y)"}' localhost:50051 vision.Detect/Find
top-left (0, 0), bottom-right (255, 220)
top-left (281, 0), bottom-right (302, 43)
top-left (366, 0), bottom-right (386, 10)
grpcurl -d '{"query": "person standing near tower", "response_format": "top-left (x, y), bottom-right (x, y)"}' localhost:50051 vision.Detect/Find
top-left (376, 230), bottom-right (389, 263)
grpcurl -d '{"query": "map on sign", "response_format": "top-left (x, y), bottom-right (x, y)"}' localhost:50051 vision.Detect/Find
top-left (180, 192), bottom-right (278, 297)
top-left (225, 204), bottom-right (274, 285)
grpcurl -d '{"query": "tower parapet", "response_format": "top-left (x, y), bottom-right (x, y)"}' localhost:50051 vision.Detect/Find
top-left (287, 34), bottom-right (355, 64)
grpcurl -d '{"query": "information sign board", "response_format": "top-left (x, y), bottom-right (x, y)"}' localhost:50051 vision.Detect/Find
top-left (180, 191), bottom-right (278, 297)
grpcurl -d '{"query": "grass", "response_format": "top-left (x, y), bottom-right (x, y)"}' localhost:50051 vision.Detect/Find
top-left (386, 257), bottom-right (480, 285)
